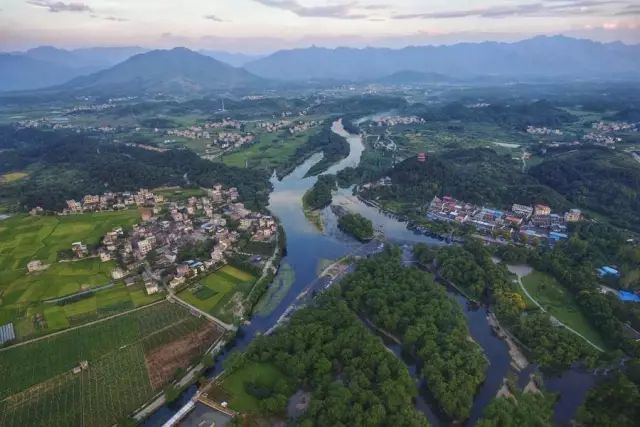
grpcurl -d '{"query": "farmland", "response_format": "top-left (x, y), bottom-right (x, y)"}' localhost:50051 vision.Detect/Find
top-left (0, 302), bottom-right (223, 427)
top-left (178, 265), bottom-right (256, 323)
top-left (0, 210), bottom-right (142, 335)
top-left (221, 127), bottom-right (315, 174)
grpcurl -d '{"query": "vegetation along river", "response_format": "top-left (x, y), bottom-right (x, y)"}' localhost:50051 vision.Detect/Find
top-left (142, 119), bottom-right (595, 426)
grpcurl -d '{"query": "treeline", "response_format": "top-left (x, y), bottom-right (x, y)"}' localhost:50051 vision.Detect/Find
top-left (362, 148), bottom-right (568, 215)
top-left (530, 148), bottom-right (640, 232)
top-left (303, 126), bottom-right (350, 177)
top-left (478, 388), bottom-right (556, 427)
top-left (338, 212), bottom-right (374, 242)
top-left (414, 241), bottom-right (595, 371)
top-left (232, 293), bottom-right (429, 426)
top-left (341, 248), bottom-right (487, 420)
top-left (405, 100), bottom-right (577, 130)
top-left (578, 371), bottom-right (640, 427)
top-left (0, 127), bottom-right (272, 211)
top-left (303, 174), bottom-right (336, 211)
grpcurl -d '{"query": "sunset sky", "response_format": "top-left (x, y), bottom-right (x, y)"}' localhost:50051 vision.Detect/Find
top-left (1, 0), bottom-right (639, 52)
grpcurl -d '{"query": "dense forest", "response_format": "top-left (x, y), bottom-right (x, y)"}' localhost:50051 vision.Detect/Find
top-left (477, 390), bottom-right (556, 427)
top-left (302, 175), bottom-right (336, 211)
top-left (233, 293), bottom-right (429, 426)
top-left (0, 126), bottom-right (272, 211)
top-left (302, 126), bottom-right (350, 177)
top-left (337, 212), bottom-right (374, 242)
top-left (578, 373), bottom-right (640, 427)
top-left (405, 100), bottom-right (577, 130)
top-left (341, 248), bottom-right (487, 420)
top-left (530, 148), bottom-right (640, 232)
top-left (362, 148), bottom-right (569, 213)
top-left (414, 242), bottom-right (595, 371)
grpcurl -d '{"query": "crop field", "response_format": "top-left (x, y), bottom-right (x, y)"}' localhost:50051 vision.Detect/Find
top-left (179, 265), bottom-right (256, 322)
top-left (0, 302), bottom-right (221, 427)
top-left (0, 210), bottom-right (142, 333)
top-left (521, 271), bottom-right (607, 349)
top-left (222, 128), bottom-right (314, 172)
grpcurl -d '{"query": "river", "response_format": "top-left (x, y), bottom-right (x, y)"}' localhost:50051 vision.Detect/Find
top-left (142, 119), bottom-right (594, 427)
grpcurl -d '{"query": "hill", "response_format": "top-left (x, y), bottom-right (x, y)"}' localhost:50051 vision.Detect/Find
top-left (245, 36), bottom-right (640, 82)
top-left (0, 54), bottom-right (79, 91)
top-left (61, 47), bottom-right (265, 95)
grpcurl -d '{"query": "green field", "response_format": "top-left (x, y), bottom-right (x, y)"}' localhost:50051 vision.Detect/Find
top-left (0, 210), bottom-right (151, 337)
top-left (221, 128), bottom-right (314, 172)
top-left (0, 302), bottom-right (213, 427)
top-left (221, 361), bottom-right (285, 412)
top-left (521, 271), bottom-right (607, 349)
top-left (179, 265), bottom-right (256, 323)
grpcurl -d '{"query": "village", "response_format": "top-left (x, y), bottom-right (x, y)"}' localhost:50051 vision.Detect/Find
top-left (59, 186), bottom-right (277, 297)
top-left (426, 195), bottom-right (582, 244)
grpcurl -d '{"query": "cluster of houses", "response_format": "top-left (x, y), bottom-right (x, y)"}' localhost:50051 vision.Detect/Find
top-left (427, 196), bottom-right (583, 243)
top-left (64, 189), bottom-right (165, 214)
top-left (526, 126), bottom-right (563, 136)
top-left (214, 132), bottom-right (255, 149)
top-left (373, 116), bottom-right (425, 126)
top-left (583, 121), bottom-right (637, 146)
top-left (57, 185), bottom-right (275, 297)
top-left (165, 120), bottom-right (244, 141)
top-left (256, 119), bottom-right (319, 134)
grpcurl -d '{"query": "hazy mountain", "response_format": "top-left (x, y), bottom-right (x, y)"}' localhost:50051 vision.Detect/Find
top-left (0, 54), bottom-right (76, 91)
top-left (0, 46), bottom-right (148, 92)
top-left (23, 45), bottom-right (147, 70)
top-left (245, 36), bottom-right (640, 82)
top-left (62, 47), bottom-right (264, 94)
top-left (198, 50), bottom-right (262, 67)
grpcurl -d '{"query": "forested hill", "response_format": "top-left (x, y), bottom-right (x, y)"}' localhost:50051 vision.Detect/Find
top-left (0, 127), bottom-right (271, 211)
top-left (366, 148), bottom-right (569, 210)
top-left (529, 148), bottom-right (640, 232)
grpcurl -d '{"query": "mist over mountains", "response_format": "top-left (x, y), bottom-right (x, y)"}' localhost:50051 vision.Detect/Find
top-left (1, 36), bottom-right (638, 93)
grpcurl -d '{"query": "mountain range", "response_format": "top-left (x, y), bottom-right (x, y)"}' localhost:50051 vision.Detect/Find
top-left (1, 36), bottom-right (638, 93)
top-left (60, 47), bottom-right (263, 95)
top-left (244, 36), bottom-right (640, 82)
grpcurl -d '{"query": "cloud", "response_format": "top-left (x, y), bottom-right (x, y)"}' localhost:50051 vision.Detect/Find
top-left (393, 0), bottom-right (632, 20)
top-left (615, 4), bottom-right (640, 15)
top-left (27, 0), bottom-right (92, 13)
top-left (204, 14), bottom-right (226, 22)
top-left (252, 0), bottom-right (380, 19)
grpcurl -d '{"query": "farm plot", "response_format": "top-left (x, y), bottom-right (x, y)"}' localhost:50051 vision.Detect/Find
top-left (0, 302), bottom-right (222, 427)
top-left (0, 211), bottom-right (140, 330)
top-left (178, 265), bottom-right (256, 323)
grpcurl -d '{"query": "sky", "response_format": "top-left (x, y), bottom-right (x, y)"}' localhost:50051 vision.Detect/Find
top-left (0, 0), bottom-right (639, 52)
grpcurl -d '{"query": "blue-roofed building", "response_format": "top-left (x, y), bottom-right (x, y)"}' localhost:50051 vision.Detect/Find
top-left (597, 266), bottom-right (620, 278)
top-left (0, 323), bottom-right (16, 345)
top-left (549, 231), bottom-right (568, 241)
top-left (619, 291), bottom-right (640, 303)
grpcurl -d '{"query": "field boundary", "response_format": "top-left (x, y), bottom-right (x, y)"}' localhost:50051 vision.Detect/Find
top-left (0, 299), bottom-right (165, 353)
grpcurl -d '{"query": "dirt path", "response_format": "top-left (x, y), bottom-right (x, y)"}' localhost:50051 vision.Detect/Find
top-left (507, 265), bottom-right (605, 353)
top-left (0, 299), bottom-right (165, 353)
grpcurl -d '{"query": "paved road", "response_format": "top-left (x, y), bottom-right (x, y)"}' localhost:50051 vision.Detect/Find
top-left (513, 276), bottom-right (604, 352)
top-left (0, 299), bottom-right (166, 352)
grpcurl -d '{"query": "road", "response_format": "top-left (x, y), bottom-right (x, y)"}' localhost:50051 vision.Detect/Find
top-left (170, 294), bottom-right (235, 331)
top-left (0, 299), bottom-right (166, 352)
top-left (513, 275), bottom-right (605, 352)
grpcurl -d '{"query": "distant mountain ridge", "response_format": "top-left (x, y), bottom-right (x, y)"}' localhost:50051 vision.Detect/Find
top-left (61, 47), bottom-right (264, 95)
top-left (0, 46), bottom-right (147, 92)
top-left (245, 36), bottom-right (640, 82)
